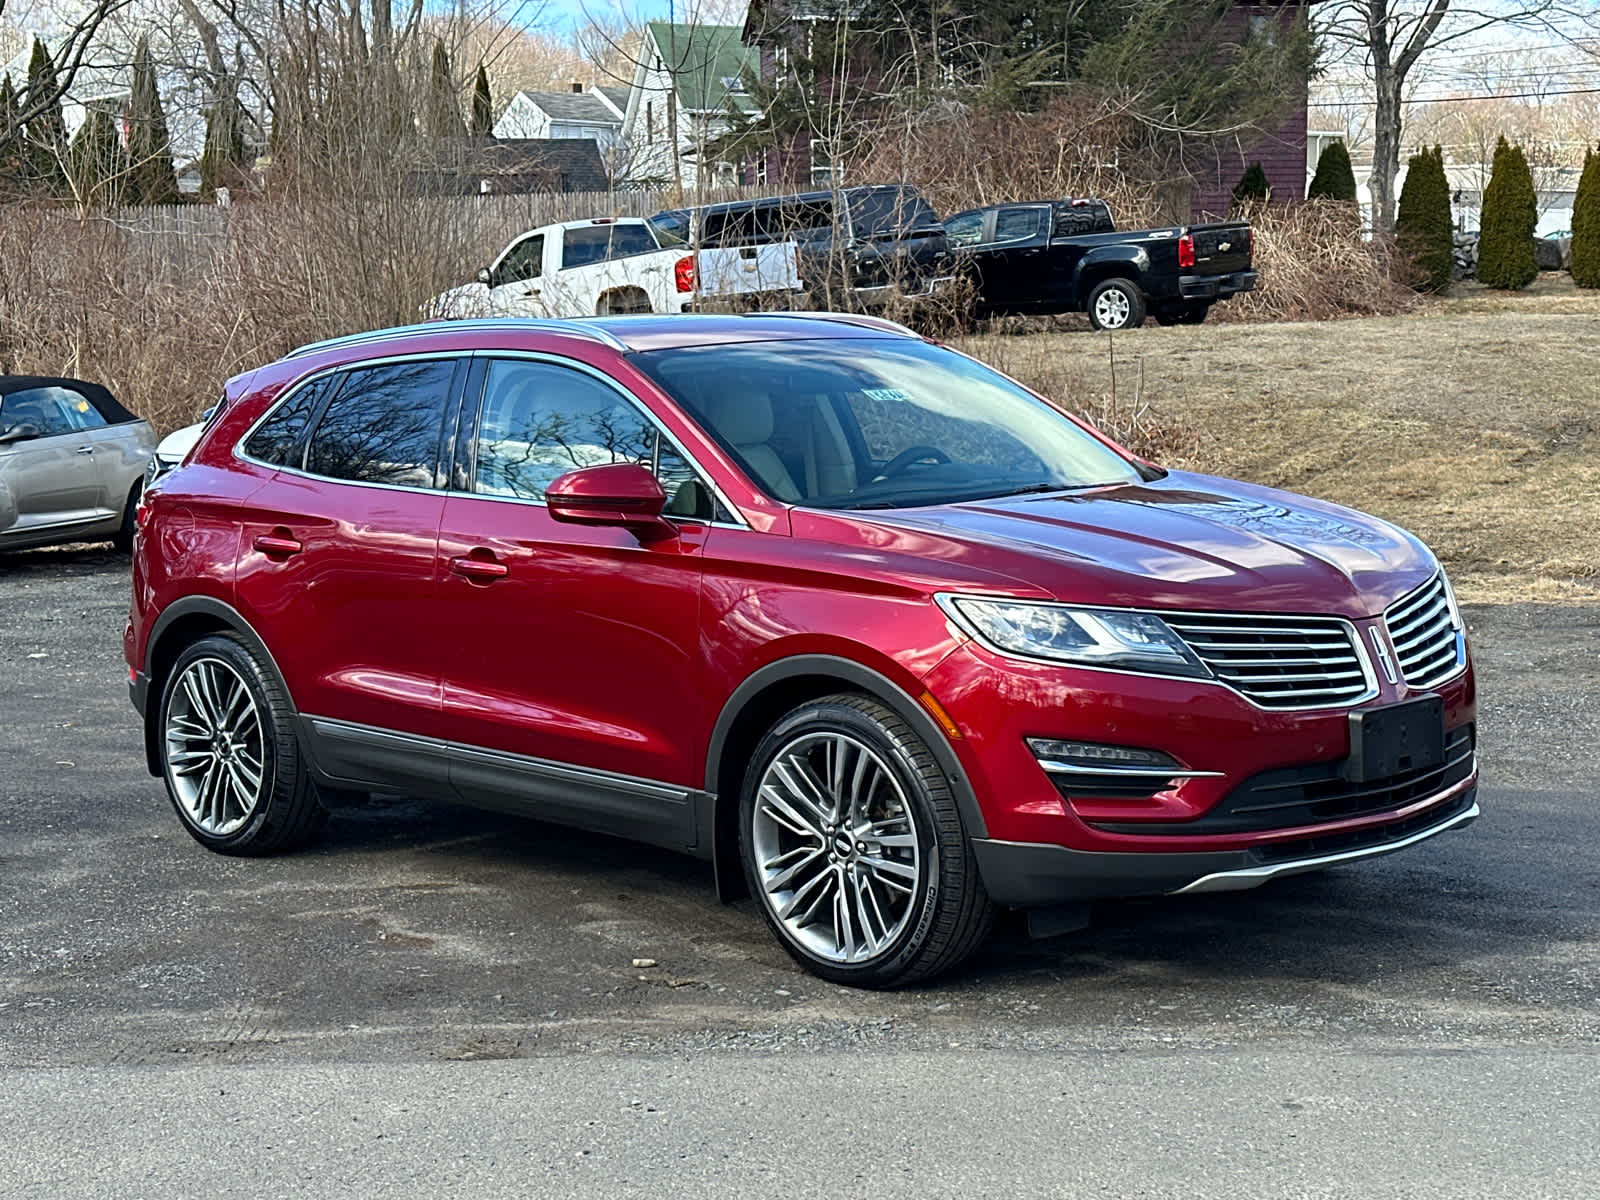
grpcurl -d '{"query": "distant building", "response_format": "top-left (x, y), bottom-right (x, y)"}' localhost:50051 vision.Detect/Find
top-left (409, 138), bottom-right (612, 195)
top-left (618, 22), bottom-right (759, 191)
top-left (493, 85), bottom-right (626, 148)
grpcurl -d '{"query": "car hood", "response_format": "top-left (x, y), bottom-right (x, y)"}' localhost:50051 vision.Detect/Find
top-left (424, 283), bottom-right (496, 320)
top-left (818, 471), bottom-right (1437, 620)
top-left (156, 423), bottom-right (203, 462)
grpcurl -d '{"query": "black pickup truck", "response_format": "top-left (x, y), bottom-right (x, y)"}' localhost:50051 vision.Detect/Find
top-left (648, 185), bottom-right (957, 312)
top-left (943, 199), bottom-right (1257, 329)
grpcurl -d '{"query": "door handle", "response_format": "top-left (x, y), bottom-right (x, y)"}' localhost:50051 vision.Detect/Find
top-left (450, 555), bottom-right (509, 582)
top-left (523, 286), bottom-right (540, 296)
top-left (76, 445), bottom-right (95, 454)
top-left (253, 532), bottom-right (302, 557)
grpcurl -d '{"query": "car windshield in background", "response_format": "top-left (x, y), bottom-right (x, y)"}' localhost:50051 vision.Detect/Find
top-left (646, 209), bottom-right (690, 247)
top-left (634, 338), bottom-right (1143, 510)
top-left (846, 188), bottom-right (942, 239)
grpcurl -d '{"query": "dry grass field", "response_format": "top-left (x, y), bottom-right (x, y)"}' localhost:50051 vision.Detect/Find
top-left (957, 274), bottom-right (1600, 603)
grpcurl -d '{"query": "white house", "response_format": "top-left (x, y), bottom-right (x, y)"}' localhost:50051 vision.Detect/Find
top-left (1352, 157), bottom-right (1577, 238)
top-left (619, 22), bottom-right (758, 192)
top-left (493, 84), bottom-right (627, 146)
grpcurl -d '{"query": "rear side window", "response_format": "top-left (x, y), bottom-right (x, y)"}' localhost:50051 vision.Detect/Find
top-left (304, 359), bottom-right (457, 488)
top-left (244, 375), bottom-right (337, 468)
top-left (993, 208), bottom-right (1043, 242)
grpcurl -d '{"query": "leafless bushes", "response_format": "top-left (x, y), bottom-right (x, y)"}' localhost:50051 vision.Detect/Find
top-left (850, 99), bottom-right (1165, 224)
top-left (1216, 199), bottom-right (1420, 323)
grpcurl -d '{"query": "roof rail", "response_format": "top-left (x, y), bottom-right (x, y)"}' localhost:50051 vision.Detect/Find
top-left (739, 311), bottom-right (921, 338)
top-left (285, 318), bottom-right (629, 360)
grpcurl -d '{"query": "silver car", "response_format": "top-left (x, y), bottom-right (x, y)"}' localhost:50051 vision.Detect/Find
top-left (0, 376), bottom-right (156, 553)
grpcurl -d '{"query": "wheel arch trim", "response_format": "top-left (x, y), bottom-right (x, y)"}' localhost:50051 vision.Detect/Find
top-left (703, 654), bottom-right (989, 901)
top-left (141, 596), bottom-right (297, 775)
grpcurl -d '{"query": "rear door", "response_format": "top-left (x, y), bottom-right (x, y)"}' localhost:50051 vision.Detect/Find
top-left (233, 356), bottom-right (463, 738)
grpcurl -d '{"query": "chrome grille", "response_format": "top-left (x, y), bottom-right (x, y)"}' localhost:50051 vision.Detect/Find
top-left (1162, 612), bottom-right (1373, 710)
top-left (1385, 574), bottom-right (1465, 689)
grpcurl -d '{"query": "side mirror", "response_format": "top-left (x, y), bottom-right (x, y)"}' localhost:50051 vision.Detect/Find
top-left (0, 423), bottom-right (42, 445)
top-left (545, 463), bottom-right (675, 540)
top-left (476, 267), bottom-right (494, 287)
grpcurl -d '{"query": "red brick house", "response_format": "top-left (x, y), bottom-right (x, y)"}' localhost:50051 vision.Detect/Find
top-left (741, 0), bottom-right (1322, 219)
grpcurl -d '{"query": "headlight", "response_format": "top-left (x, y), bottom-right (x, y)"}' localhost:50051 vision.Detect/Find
top-left (937, 595), bottom-right (1212, 680)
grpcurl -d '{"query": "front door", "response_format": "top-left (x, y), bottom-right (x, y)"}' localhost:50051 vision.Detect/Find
top-left (0, 385), bottom-right (103, 542)
top-left (434, 357), bottom-right (711, 813)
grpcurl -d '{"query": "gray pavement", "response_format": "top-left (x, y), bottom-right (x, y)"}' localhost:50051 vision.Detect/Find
top-left (2, 544), bottom-right (1598, 1197)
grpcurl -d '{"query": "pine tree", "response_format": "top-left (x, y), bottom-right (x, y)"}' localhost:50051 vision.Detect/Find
top-left (128, 35), bottom-right (179, 205)
top-left (199, 83), bottom-right (246, 198)
top-left (470, 64), bottom-right (493, 138)
top-left (0, 74), bottom-right (22, 198)
top-left (68, 106), bottom-right (128, 207)
top-left (1477, 137), bottom-right (1537, 290)
top-left (1571, 146), bottom-right (1600, 289)
top-left (1306, 140), bottom-right (1357, 202)
top-left (23, 40), bottom-right (69, 197)
top-left (1232, 161), bottom-right (1270, 209)
top-left (424, 40), bottom-right (465, 141)
top-left (1396, 145), bottom-right (1453, 293)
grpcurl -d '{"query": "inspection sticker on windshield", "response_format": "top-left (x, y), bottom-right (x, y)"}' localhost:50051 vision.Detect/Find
top-left (862, 388), bottom-right (912, 404)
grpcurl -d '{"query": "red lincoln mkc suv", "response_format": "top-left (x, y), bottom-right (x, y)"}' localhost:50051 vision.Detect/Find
top-left (126, 314), bottom-right (1478, 986)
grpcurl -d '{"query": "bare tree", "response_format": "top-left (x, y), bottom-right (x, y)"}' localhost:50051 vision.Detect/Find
top-left (0, 0), bottom-right (130, 142)
top-left (1316, 0), bottom-right (1561, 236)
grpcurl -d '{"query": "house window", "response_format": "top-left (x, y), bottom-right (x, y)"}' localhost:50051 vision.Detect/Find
top-left (646, 101), bottom-right (655, 143)
top-left (1248, 12), bottom-right (1279, 45)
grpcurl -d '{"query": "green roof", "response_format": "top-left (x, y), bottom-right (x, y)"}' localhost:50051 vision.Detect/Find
top-left (647, 22), bottom-right (758, 114)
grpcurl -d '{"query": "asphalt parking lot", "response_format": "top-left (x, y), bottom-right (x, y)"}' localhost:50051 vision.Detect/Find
top-left (3, 545), bottom-right (1598, 1197)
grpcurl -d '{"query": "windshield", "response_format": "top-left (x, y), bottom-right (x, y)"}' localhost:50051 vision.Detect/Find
top-left (634, 338), bottom-right (1143, 510)
top-left (846, 187), bottom-right (942, 239)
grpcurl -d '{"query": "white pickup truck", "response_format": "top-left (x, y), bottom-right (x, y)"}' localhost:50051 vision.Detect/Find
top-left (429, 216), bottom-right (802, 319)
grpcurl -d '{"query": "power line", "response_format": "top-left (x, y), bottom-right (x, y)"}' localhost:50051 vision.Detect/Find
top-left (1309, 85), bottom-right (1600, 106)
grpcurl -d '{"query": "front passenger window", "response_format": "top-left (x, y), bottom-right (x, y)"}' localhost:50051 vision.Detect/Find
top-left (472, 359), bottom-right (713, 518)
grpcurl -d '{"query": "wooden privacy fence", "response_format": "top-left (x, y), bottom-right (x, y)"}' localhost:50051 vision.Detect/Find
top-left (46, 187), bottom-right (792, 284)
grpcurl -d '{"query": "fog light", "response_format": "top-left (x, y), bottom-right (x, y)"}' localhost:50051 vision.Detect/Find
top-left (1026, 739), bottom-right (1180, 770)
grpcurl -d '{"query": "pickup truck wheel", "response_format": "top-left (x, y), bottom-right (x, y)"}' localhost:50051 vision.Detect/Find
top-left (1086, 278), bottom-right (1146, 331)
top-left (596, 289), bottom-right (652, 315)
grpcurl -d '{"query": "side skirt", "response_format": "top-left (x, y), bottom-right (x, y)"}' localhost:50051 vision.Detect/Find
top-left (297, 715), bottom-right (711, 857)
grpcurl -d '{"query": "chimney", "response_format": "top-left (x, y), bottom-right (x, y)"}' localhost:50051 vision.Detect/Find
top-left (571, 81), bottom-right (583, 93)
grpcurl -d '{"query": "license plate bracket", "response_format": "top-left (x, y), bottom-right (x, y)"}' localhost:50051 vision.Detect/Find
top-left (1344, 696), bottom-right (1446, 783)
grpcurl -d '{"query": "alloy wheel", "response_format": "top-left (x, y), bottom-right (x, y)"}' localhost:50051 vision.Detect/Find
top-left (751, 731), bottom-right (924, 964)
top-left (164, 657), bottom-right (268, 837)
top-left (1094, 288), bottom-right (1131, 328)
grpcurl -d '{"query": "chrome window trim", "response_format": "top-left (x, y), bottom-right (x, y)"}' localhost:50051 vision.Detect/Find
top-left (455, 349), bottom-right (751, 530)
top-left (233, 350), bottom-right (464, 493)
top-left (934, 592), bottom-right (1383, 714)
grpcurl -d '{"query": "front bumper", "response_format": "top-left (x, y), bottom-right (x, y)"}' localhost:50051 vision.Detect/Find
top-left (1180, 270), bottom-right (1258, 300)
top-left (973, 779), bottom-right (1478, 906)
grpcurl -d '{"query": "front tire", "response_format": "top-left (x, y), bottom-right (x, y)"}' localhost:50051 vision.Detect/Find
top-left (158, 634), bottom-right (327, 855)
top-left (1086, 277), bottom-right (1147, 331)
top-left (739, 694), bottom-right (993, 987)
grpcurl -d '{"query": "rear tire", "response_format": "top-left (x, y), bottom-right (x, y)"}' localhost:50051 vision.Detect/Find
top-left (157, 634), bottom-right (327, 855)
top-left (739, 693), bottom-right (993, 988)
top-left (1086, 278), bottom-right (1147, 331)
top-left (111, 482), bottom-right (140, 553)
top-left (596, 288), bottom-right (653, 315)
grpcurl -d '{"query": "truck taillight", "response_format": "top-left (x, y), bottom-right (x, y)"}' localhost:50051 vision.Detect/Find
top-left (674, 255), bottom-right (695, 294)
top-left (1178, 233), bottom-right (1196, 269)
